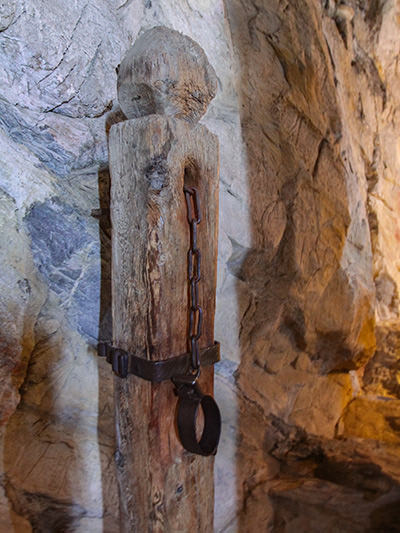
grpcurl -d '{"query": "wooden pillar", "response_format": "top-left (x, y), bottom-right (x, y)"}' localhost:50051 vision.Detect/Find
top-left (108, 27), bottom-right (219, 532)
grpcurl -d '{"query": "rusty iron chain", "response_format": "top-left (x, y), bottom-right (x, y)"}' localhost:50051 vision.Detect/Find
top-left (183, 186), bottom-right (203, 377)
top-left (175, 185), bottom-right (221, 456)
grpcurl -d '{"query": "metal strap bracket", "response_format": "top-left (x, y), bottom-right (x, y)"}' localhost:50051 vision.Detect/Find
top-left (98, 341), bottom-right (220, 381)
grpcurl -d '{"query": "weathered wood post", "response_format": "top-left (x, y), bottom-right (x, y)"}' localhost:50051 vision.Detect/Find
top-left (106, 27), bottom-right (220, 531)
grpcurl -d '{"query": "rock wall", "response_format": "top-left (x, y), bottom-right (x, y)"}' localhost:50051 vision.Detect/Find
top-left (0, 1), bottom-right (399, 532)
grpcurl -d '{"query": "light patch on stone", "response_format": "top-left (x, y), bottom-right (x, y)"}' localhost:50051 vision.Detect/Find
top-left (0, 129), bottom-right (55, 212)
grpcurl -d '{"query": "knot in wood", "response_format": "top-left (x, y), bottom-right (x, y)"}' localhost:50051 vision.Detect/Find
top-left (117, 26), bottom-right (217, 123)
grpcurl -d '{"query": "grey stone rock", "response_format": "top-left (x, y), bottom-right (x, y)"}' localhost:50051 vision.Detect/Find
top-left (0, 0), bottom-right (16, 32)
top-left (0, 0), bottom-right (136, 118)
top-left (0, 99), bottom-right (75, 178)
top-left (0, 189), bottom-right (45, 426)
top-left (24, 197), bottom-right (100, 341)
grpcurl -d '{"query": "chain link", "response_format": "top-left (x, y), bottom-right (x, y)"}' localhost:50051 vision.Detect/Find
top-left (184, 186), bottom-right (203, 375)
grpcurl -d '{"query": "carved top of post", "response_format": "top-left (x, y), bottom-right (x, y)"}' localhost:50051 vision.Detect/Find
top-left (117, 26), bottom-right (217, 123)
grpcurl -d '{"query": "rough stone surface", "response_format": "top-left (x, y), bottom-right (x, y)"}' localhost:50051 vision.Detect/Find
top-left (0, 0), bottom-right (400, 531)
top-left (0, 191), bottom-right (45, 427)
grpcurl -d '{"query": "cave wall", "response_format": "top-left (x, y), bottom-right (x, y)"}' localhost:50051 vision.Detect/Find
top-left (0, 1), bottom-right (400, 532)
top-left (223, 2), bottom-right (400, 530)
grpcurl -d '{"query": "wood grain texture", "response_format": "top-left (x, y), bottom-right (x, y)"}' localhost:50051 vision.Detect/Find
top-left (117, 26), bottom-right (217, 123)
top-left (109, 115), bottom-right (219, 532)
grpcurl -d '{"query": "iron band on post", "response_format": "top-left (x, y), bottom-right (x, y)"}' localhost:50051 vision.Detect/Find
top-left (98, 340), bottom-right (221, 457)
top-left (98, 341), bottom-right (220, 381)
